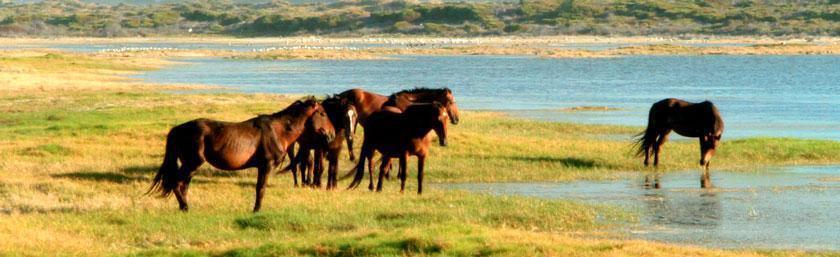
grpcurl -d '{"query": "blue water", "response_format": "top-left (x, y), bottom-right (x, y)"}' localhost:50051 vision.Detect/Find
top-left (135, 55), bottom-right (840, 140)
top-left (448, 166), bottom-right (840, 250)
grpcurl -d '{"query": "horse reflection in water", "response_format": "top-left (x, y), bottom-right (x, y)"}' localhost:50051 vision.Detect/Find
top-left (641, 189), bottom-right (722, 228)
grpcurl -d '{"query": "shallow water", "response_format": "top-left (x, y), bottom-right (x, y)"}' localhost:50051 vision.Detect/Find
top-left (134, 55), bottom-right (840, 140)
top-left (447, 166), bottom-right (840, 250)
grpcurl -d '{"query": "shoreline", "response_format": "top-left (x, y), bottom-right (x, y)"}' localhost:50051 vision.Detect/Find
top-left (3, 35), bottom-right (840, 45)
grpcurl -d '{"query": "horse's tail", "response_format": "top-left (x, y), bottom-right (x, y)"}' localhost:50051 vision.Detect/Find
top-left (634, 109), bottom-right (657, 157)
top-left (147, 127), bottom-right (181, 198)
top-left (340, 154), bottom-right (366, 189)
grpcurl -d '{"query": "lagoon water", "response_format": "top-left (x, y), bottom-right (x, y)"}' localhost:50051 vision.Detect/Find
top-left (448, 166), bottom-right (840, 250)
top-left (135, 55), bottom-right (840, 140)
top-left (131, 53), bottom-right (840, 249)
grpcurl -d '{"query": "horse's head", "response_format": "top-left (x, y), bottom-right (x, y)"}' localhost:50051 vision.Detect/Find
top-left (337, 97), bottom-right (359, 160)
top-left (699, 131), bottom-right (722, 166)
top-left (397, 87), bottom-right (461, 125)
top-left (303, 99), bottom-right (336, 146)
top-left (339, 98), bottom-right (359, 143)
top-left (700, 106), bottom-right (724, 166)
top-left (430, 102), bottom-right (449, 147)
top-left (442, 88), bottom-right (460, 125)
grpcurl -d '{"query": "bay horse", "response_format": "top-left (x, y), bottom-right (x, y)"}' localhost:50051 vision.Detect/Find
top-left (337, 87), bottom-right (460, 127)
top-left (636, 98), bottom-right (724, 188)
top-left (345, 103), bottom-right (449, 194)
top-left (284, 95), bottom-right (358, 189)
top-left (338, 88), bottom-right (460, 179)
top-left (148, 97), bottom-right (335, 212)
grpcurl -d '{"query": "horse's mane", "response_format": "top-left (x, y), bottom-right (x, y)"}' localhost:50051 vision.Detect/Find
top-left (392, 87), bottom-right (451, 96)
top-left (272, 96), bottom-right (318, 116)
top-left (321, 94), bottom-right (343, 104)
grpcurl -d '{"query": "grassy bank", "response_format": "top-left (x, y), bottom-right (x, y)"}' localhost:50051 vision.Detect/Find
top-left (2, 51), bottom-right (840, 256)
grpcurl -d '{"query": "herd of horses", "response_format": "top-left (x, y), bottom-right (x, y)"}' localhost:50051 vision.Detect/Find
top-left (148, 88), bottom-right (723, 212)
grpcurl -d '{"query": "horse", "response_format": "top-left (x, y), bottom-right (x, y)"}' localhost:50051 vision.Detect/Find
top-left (635, 98), bottom-right (724, 188)
top-left (337, 87), bottom-right (459, 127)
top-left (284, 95), bottom-right (358, 189)
top-left (345, 102), bottom-right (449, 194)
top-left (148, 98), bottom-right (336, 212)
top-left (338, 88), bottom-right (460, 180)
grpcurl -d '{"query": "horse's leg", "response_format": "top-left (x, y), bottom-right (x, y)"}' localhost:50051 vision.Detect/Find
top-left (376, 157), bottom-right (389, 192)
top-left (383, 159), bottom-right (393, 180)
top-left (416, 155), bottom-right (426, 194)
top-left (306, 150), bottom-right (316, 187)
top-left (399, 154), bottom-right (408, 193)
top-left (289, 145), bottom-right (300, 187)
top-left (299, 149), bottom-right (311, 186)
top-left (173, 167), bottom-right (192, 211)
top-left (312, 149), bottom-right (324, 188)
top-left (253, 163), bottom-right (272, 212)
top-left (326, 150), bottom-right (339, 190)
top-left (701, 161), bottom-right (713, 188)
top-left (653, 130), bottom-right (670, 167)
top-left (173, 157), bottom-right (202, 212)
top-left (367, 154), bottom-right (376, 191)
top-left (653, 167), bottom-right (661, 189)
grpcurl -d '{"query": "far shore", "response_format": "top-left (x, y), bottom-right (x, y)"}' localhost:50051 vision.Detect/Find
top-left (5, 36), bottom-right (839, 61)
top-left (3, 35), bottom-right (839, 46)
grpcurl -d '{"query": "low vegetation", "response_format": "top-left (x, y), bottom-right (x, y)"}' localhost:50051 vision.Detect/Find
top-left (2, 51), bottom-right (840, 256)
top-left (81, 42), bottom-right (840, 61)
top-left (0, 0), bottom-right (838, 37)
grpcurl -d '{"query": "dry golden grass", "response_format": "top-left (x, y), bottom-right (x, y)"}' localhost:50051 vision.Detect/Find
top-left (1, 50), bottom-right (838, 256)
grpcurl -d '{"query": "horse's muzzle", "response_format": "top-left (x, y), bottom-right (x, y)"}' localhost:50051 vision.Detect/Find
top-left (439, 138), bottom-right (448, 147)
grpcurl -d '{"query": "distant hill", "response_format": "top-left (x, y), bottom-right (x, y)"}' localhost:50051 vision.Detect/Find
top-left (1, 0), bottom-right (837, 37)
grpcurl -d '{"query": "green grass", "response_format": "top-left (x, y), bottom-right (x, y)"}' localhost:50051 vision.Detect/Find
top-left (3, 53), bottom-right (840, 256)
top-left (2, 90), bottom-right (839, 256)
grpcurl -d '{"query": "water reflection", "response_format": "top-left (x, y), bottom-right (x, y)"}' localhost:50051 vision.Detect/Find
top-left (642, 191), bottom-right (722, 227)
top-left (446, 166), bottom-right (840, 250)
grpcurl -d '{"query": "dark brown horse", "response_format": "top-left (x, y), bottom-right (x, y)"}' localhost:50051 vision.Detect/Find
top-left (148, 98), bottom-right (335, 212)
top-left (346, 103), bottom-right (449, 194)
top-left (338, 88), bottom-right (460, 179)
top-left (636, 98), bottom-right (724, 188)
top-left (337, 87), bottom-right (460, 127)
top-left (284, 95), bottom-right (358, 189)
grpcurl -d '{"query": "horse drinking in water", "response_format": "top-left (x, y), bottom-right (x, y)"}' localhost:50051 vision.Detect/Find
top-left (636, 98), bottom-right (724, 188)
top-left (148, 98), bottom-right (335, 212)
